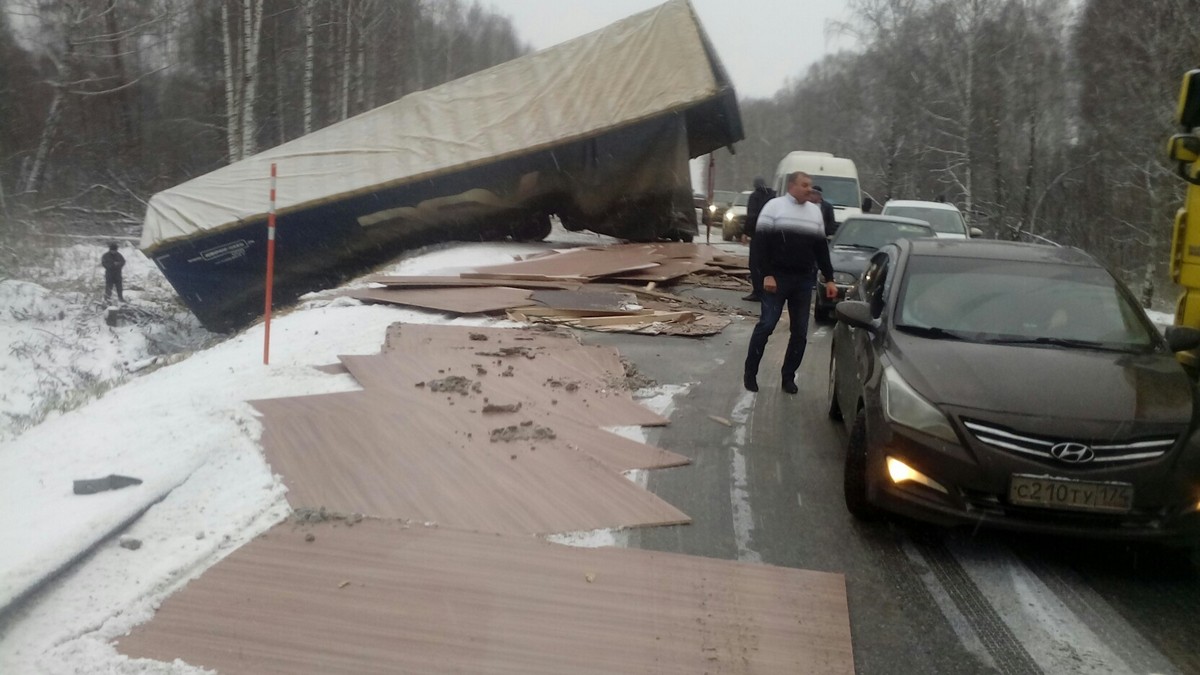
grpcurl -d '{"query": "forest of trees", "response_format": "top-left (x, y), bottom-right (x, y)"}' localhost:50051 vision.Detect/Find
top-left (714, 0), bottom-right (1200, 307)
top-left (0, 0), bottom-right (1197, 306)
top-left (0, 0), bottom-right (528, 242)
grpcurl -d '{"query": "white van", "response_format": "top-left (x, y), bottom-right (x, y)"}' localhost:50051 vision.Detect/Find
top-left (772, 151), bottom-right (862, 224)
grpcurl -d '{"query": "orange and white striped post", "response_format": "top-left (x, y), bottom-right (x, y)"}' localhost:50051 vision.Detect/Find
top-left (263, 162), bottom-right (277, 365)
top-left (705, 153), bottom-right (715, 244)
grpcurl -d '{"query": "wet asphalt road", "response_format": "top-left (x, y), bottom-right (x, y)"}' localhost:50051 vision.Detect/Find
top-left (581, 285), bottom-right (1200, 675)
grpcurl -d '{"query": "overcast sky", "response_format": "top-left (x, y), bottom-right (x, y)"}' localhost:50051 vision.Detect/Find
top-left (488, 0), bottom-right (857, 100)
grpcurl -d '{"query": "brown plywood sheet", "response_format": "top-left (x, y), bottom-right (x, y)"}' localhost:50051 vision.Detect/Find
top-left (251, 393), bottom-right (688, 535)
top-left (363, 274), bottom-right (582, 290)
top-left (464, 246), bottom-right (663, 280)
top-left (338, 350), bottom-right (666, 428)
top-left (599, 259), bottom-right (711, 283)
top-left (381, 322), bottom-right (587, 355)
top-left (528, 289), bottom-right (642, 313)
top-left (346, 286), bottom-right (533, 314)
top-left (118, 520), bottom-right (854, 675)
top-left (251, 390), bottom-right (686, 473)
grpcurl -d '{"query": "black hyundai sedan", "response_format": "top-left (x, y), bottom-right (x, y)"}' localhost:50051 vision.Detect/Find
top-left (828, 238), bottom-right (1200, 543)
top-left (815, 215), bottom-right (936, 322)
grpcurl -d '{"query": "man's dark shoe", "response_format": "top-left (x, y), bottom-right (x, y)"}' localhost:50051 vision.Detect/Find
top-left (742, 292), bottom-right (761, 302)
top-left (744, 373), bottom-right (759, 392)
top-left (781, 379), bottom-right (798, 395)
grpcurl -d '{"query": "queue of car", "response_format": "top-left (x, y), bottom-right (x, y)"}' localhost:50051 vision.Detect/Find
top-left (711, 185), bottom-right (1200, 546)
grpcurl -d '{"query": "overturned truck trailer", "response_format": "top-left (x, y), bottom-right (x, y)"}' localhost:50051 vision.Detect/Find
top-left (140, 0), bottom-right (742, 331)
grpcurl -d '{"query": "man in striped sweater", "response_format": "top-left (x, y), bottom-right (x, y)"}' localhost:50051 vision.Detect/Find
top-left (744, 171), bottom-right (837, 394)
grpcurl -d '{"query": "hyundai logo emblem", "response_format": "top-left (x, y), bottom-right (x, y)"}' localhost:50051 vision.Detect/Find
top-left (1050, 442), bottom-right (1095, 463)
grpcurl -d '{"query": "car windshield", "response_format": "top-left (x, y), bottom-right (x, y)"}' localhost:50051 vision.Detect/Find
top-left (895, 256), bottom-right (1158, 351)
top-left (733, 192), bottom-right (750, 206)
top-left (882, 206), bottom-right (965, 235)
top-left (810, 176), bottom-right (858, 207)
top-left (832, 219), bottom-right (935, 250)
top-left (713, 190), bottom-right (738, 205)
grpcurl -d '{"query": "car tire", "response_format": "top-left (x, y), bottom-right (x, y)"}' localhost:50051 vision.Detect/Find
top-left (844, 407), bottom-right (878, 520)
top-left (827, 354), bottom-right (843, 421)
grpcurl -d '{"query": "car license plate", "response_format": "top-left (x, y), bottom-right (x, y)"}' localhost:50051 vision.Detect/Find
top-left (1008, 475), bottom-right (1133, 514)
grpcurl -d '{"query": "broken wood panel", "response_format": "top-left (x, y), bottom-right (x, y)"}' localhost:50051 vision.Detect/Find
top-left (599, 259), bottom-right (710, 283)
top-left (345, 287), bottom-right (533, 314)
top-left (564, 311), bottom-right (696, 327)
top-left (338, 352), bottom-right (667, 428)
top-left (514, 306), bottom-right (652, 319)
top-left (465, 246), bottom-right (665, 280)
top-left (709, 254), bottom-right (749, 268)
top-left (379, 324), bottom-right (637, 388)
top-left (118, 520), bottom-right (854, 675)
top-left (380, 322), bottom-right (583, 354)
top-left (251, 390), bottom-right (688, 472)
top-left (376, 323), bottom-right (638, 387)
top-left (363, 275), bottom-right (582, 290)
top-left (251, 397), bottom-right (688, 535)
top-left (643, 241), bottom-right (719, 261)
top-left (528, 289), bottom-right (642, 313)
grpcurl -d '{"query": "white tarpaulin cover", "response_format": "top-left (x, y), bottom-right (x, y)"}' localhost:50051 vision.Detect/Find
top-left (141, 0), bottom-right (727, 251)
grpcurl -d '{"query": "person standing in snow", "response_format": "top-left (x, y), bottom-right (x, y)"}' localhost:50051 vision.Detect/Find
top-left (101, 242), bottom-right (125, 303)
top-left (743, 171), bottom-right (836, 394)
top-left (741, 176), bottom-right (776, 302)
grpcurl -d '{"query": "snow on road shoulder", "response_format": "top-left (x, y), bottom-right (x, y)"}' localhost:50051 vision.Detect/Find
top-left (0, 244), bottom-right (209, 443)
top-left (0, 237), bottom-right (584, 673)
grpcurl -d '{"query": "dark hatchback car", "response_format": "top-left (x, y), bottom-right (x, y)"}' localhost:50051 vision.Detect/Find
top-left (814, 215), bottom-right (936, 322)
top-left (828, 239), bottom-right (1200, 544)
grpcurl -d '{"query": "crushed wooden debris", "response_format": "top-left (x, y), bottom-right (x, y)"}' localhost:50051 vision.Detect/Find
top-left (353, 243), bottom-right (750, 335)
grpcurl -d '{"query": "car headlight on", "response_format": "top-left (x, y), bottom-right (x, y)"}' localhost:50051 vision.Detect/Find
top-left (832, 271), bottom-right (857, 285)
top-left (886, 456), bottom-right (949, 494)
top-left (881, 366), bottom-right (958, 443)
top-left (724, 211), bottom-right (734, 222)
top-left (709, 204), bottom-right (717, 213)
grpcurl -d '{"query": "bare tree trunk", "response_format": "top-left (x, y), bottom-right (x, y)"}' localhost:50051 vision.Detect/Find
top-left (340, 0), bottom-right (353, 121)
top-left (240, 0), bottom-right (264, 158)
top-left (302, 0), bottom-right (315, 134)
top-left (22, 88), bottom-right (65, 195)
top-left (354, 2), bottom-right (367, 112)
top-left (1142, 164), bottom-right (1157, 307)
top-left (1020, 108), bottom-right (1037, 235)
top-left (960, 15), bottom-right (975, 219)
top-left (221, 2), bottom-right (241, 162)
top-left (104, 0), bottom-right (136, 152)
top-left (273, 18), bottom-right (285, 145)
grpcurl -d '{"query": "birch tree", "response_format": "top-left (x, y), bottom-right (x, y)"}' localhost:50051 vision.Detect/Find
top-left (218, 0), bottom-right (263, 161)
top-left (301, 0), bottom-right (316, 134)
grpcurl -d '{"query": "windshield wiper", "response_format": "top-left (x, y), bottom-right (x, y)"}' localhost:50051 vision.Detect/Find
top-left (982, 336), bottom-right (1140, 353)
top-left (894, 324), bottom-right (967, 340)
top-left (834, 243), bottom-right (877, 251)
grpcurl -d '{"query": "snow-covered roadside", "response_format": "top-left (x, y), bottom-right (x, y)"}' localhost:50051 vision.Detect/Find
top-left (1, 226), bottom-right (690, 673)
top-left (0, 243), bottom-right (211, 442)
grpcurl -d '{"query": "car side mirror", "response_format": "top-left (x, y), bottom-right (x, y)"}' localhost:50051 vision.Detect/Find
top-left (835, 300), bottom-right (879, 333)
top-left (1165, 325), bottom-right (1200, 352)
top-left (969, 227), bottom-right (984, 238)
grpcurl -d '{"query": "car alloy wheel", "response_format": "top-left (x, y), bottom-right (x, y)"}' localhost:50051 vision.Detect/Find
top-left (844, 407), bottom-right (878, 520)
top-left (827, 352), bottom-right (842, 421)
